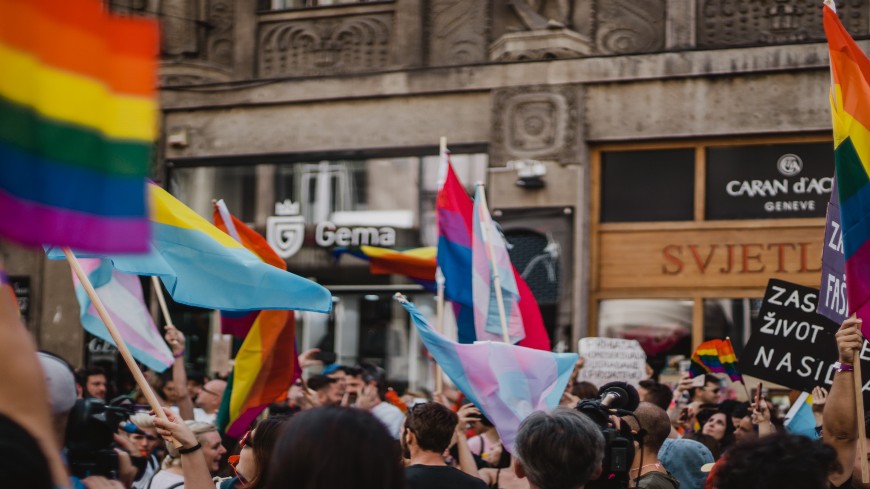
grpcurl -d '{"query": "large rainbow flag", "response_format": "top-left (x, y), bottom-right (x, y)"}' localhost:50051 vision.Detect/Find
top-left (689, 338), bottom-right (743, 383)
top-left (48, 183), bottom-right (333, 314)
top-left (213, 201), bottom-right (301, 438)
top-left (436, 150), bottom-right (550, 350)
top-left (0, 0), bottom-right (156, 252)
top-left (825, 3), bottom-right (870, 335)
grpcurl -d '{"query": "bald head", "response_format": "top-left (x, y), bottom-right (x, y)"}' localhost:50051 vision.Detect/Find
top-left (195, 379), bottom-right (226, 414)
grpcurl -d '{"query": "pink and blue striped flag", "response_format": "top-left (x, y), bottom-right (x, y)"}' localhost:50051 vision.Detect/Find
top-left (472, 185), bottom-right (524, 343)
top-left (72, 258), bottom-right (172, 372)
top-left (396, 294), bottom-right (576, 452)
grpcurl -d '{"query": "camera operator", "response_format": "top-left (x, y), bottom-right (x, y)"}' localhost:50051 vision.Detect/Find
top-left (514, 408), bottom-right (604, 489)
top-left (621, 403), bottom-right (678, 489)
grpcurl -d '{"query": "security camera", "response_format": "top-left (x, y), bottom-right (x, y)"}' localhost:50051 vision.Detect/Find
top-left (511, 160), bottom-right (546, 188)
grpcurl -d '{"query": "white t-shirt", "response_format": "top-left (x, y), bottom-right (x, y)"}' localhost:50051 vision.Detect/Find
top-left (371, 401), bottom-right (405, 439)
top-left (148, 469), bottom-right (185, 489)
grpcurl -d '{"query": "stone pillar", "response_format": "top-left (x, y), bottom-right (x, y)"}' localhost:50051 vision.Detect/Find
top-left (667, 0), bottom-right (696, 49)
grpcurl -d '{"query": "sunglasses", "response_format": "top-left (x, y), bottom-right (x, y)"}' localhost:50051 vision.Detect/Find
top-left (240, 429), bottom-right (254, 449)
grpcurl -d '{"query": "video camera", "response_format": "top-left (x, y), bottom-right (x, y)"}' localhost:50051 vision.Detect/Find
top-left (575, 382), bottom-right (641, 489)
top-left (65, 397), bottom-right (137, 479)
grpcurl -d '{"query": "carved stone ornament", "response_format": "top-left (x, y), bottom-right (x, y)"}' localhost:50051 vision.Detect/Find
top-left (490, 28), bottom-right (593, 61)
top-left (428, 0), bottom-right (489, 65)
top-left (158, 61), bottom-right (233, 87)
top-left (258, 14), bottom-right (392, 77)
top-left (697, 0), bottom-right (869, 48)
top-left (491, 86), bottom-right (581, 164)
top-left (595, 0), bottom-right (666, 55)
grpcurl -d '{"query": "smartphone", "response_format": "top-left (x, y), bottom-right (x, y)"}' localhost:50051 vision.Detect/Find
top-left (754, 382), bottom-right (762, 410)
top-left (678, 360), bottom-right (691, 374)
top-left (313, 351), bottom-right (337, 364)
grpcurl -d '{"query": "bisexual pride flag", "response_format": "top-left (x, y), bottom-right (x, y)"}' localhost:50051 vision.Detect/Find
top-left (0, 0), bottom-right (156, 252)
top-left (825, 3), bottom-right (870, 336)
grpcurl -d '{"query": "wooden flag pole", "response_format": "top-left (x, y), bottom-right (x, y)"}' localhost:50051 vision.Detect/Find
top-left (476, 183), bottom-right (511, 344)
top-left (433, 136), bottom-right (448, 394)
top-left (63, 249), bottom-right (181, 447)
top-left (854, 349), bottom-right (869, 483)
top-left (151, 276), bottom-right (174, 328)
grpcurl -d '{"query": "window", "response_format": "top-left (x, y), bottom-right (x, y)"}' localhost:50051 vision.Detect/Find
top-left (600, 149), bottom-right (695, 222)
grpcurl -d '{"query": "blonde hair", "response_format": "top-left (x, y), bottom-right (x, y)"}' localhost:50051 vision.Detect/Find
top-left (129, 412), bottom-right (156, 430)
top-left (161, 421), bottom-right (218, 469)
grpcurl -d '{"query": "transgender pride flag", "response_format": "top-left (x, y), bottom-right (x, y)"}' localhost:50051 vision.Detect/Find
top-left (72, 259), bottom-right (172, 372)
top-left (472, 185), bottom-right (524, 343)
top-left (397, 294), bottom-right (576, 452)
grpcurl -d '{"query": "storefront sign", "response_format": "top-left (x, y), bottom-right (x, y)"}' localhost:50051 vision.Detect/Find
top-left (578, 337), bottom-right (647, 387)
top-left (739, 279), bottom-right (870, 402)
top-left (267, 200), bottom-right (305, 259)
top-left (315, 222), bottom-right (396, 247)
top-left (598, 226), bottom-right (824, 290)
top-left (9, 275), bottom-right (30, 322)
top-left (706, 143), bottom-right (833, 220)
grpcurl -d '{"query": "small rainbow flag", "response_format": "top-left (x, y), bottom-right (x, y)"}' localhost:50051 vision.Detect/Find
top-left (825, 3), bottom-right (870, 336)
top-left (212, 201), bottom-right (301, 438)
top-left (689, 338), bottom-right (743, 383)
top-left (0, 0), bottom-right (157, 252)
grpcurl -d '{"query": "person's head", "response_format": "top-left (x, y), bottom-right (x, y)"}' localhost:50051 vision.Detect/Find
top-left (357, 362), bottom-right (387, 401)
top-left (702, 411), bottom-right (736, 450)
top-left (514, 408), bottom-right (604, 489)
top-left (264, 407), bottom-right (405, 489)
top-left (37, 351), bottom-right (77, 446)
top-left (629, 402), bottom-right (672, 454)
top-left (402, 401), bottom-right (457, 458)
top-left (714, 433), bottom-right (838, 489)
top-left (195, 379), bottom-right (227, 414)
top-left (733, 415), bottom-right (757, 444)
top-left (637, 380), bottom-right (674, 411)
top-left (571, 381), bottom-right (600, 400)
top-left (307, 375), bottom-right (342, 405)
top-left (163, 421), bottom-right (226, 473)
top-left (688, 375), bottom-right (720, 404)
top-left (344, 367), bottom-right (365, 397)
top-left (658, 438), bottom-right (714, 489)
top-left (235, 416), bottom-right (287, 489)
top-left (324, 365), bottom-right (348, 393)
top-left (682, 432), bottom-right (720, 461)
top-left (128, 413), bottom-right (162, 457)
top-left (469, 413), bottom-right (495, 435)
top-left (161, 378), bottom-right (179, 404)
top-left (77, 366), bottom-right (107, 400)
top-left (186, 370), bottom-right (206, 399)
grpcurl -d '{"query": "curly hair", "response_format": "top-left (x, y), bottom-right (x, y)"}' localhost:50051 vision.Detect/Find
top-left (714, 433), bottom-right (839, 489)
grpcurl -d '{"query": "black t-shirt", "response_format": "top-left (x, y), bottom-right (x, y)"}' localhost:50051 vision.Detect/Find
top-left (406, 465), bottom-right (489, 489)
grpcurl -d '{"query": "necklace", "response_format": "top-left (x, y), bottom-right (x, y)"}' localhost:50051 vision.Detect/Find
top-left (629, 462), bottom-right (663, 474)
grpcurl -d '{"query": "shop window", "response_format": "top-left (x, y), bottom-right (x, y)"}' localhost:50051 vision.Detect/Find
top-left (170, 166), bottom-right (257, 222)
top-left (702, 298), bottom-right (762, 356)
top-left (597, 299), bottom-right (693, 372)
top-left (600, 149), bottom-right (695, 222)
top-left (705, 142), bottom-right (833, 220)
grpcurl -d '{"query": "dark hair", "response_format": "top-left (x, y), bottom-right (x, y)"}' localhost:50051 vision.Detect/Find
top-left (571, 381), bottom-right (599, 400)
top-left (243, 416), bottom-right (288, 489)
top-left (307, 375), bottom-right (338, 392)
top-left (75, 365), bottom-right (106, 385)
top-left (405, 402), bottom-right (457, 454)
top-left (703, 410), bottom-right (736, 456)
top-left (187, 369), bottom-right (207, 387)
top-left (687, 374), bottom-right (719, 399)
top-left (714, 433), bottom-right (839, 489)
top-left (0, 413), bottom-right (53, 489)
top-left (515, 408), bottom-right (604, 489)
top-left (638, 379), bottom-right (673, 411)
top-left (356, 362), bottom-right (387, 400)
top-left (264, 407), bottom-right (404, 489)
top-left (632, 402), bottom-right (671, 452)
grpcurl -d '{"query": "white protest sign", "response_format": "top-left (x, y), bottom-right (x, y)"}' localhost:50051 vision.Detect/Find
top-left (578, 338), bottom-right (647, 387)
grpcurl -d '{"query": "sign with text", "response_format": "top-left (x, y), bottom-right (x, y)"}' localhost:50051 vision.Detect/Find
top-left (706, 142), bottom-right (833, 220)
top-left (818, 183), bottom-right (848, 323)
top-left (740, 279), bottom-right (870, 403)
top-left (578, 337), bottom-right (647, 387)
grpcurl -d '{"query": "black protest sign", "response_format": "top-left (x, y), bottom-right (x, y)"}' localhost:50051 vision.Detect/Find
top-left (740, 279), bottom-right (870, 402)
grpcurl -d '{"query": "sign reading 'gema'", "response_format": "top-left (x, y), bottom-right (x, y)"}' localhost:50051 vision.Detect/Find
top-left (740, 279), bottom-right (870, 402)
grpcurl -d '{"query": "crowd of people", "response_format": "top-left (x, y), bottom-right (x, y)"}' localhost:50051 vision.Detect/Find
top-left (2, 263), bottom-right (870, 489)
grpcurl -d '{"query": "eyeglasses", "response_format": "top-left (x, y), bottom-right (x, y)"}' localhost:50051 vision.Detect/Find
top-left (201, 386), bottom-right (222, 397)
top-left (240, 430), bottom-right (254, 449)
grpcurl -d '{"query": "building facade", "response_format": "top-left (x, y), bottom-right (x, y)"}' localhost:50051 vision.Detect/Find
top-left (4, 0), bottom-right (865, 388)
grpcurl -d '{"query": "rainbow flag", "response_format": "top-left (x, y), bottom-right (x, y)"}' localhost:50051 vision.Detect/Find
top-left (436, 149), bottom-right (550, 350)
top-left (825, 3), bottom-right (870, 335)
top-left (212, 201), bottom-right (301, 437)
top-left (689, 338), bottom-right (743, 383)
top-left (398, 295), bottom-right (576, 452)
top-left (0, 0), bottom-right (156, 252)
top-left (72, 259), bottom-right (172, 372)
top-left (334, 245), bottom-right (437, 291)
top-left (48, 183), bottom-right (333, 314)
top-left (472, 185), bottom-right (525, 343)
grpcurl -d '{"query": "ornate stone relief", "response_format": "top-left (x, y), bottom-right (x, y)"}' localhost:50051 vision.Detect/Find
top-left (428, 0), bottom-right (489, 65)
top-left (258, 14), bottom-right (392, 77)
top-left (491, 85), bottom-right (582, 165)
top-left (697, 0), bottom-right (869, 48)
top-left (595, 0), bottom-right (665, 54)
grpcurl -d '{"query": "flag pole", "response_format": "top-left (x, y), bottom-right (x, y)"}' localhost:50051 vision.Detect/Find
top-left (434, 136), bottom-right (448, 394)
top-left (854, 348), bottom-right (869, 483)
top-left (152, 276), bottom-right (175, 329)
top-left (475, 183), bottom-right (511, 344)
top-left (63, 248), bottom-right (181, 447)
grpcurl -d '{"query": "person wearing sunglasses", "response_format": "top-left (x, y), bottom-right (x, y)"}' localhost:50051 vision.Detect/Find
top-left (219, 416), bottom-right (287, 489)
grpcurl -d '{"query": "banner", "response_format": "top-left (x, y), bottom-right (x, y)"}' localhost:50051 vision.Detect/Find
top-left (818, 181), bottom-right (848, 323)
top-left (740, 279), bottom-right (870, 402)
top-left (578, 337), bottom-right (647, 387)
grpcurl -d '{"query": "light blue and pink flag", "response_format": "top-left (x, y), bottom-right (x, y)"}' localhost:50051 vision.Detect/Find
top-left (472, 185), bottom-right (524, 343)
top-left (72, 258), bottom-right (173, 372)
top-left (784, 392), bottom-right (819, 440)
top-left (397, 294), bottom-right (576, 452)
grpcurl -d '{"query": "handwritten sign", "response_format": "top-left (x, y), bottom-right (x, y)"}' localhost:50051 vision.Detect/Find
top-left (578, 338), bottom-right (647, 387)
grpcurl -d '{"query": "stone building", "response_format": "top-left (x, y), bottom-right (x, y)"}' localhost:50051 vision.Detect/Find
top-left (4, 0), bottom-right (864, 389)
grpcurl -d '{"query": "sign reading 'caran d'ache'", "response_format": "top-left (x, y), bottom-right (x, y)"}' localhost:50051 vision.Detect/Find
top-left (578, 338), bottom-right (647, 387)
top-left (740, 279), bottom-right (870, 403)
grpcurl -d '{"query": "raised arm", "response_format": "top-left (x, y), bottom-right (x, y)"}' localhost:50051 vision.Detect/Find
top-left (165, 325), bottom-right (195, 421)
top-left (825, 316), bottom-right (863, 487)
